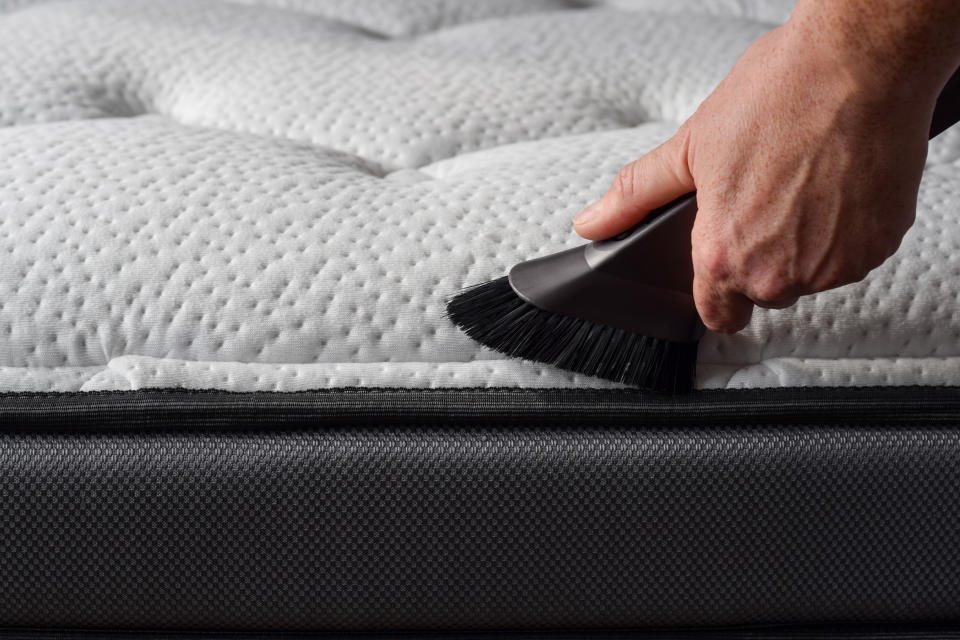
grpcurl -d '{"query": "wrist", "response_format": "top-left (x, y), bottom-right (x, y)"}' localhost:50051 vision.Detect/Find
top-left (784, 2), bottom-right (957, 108)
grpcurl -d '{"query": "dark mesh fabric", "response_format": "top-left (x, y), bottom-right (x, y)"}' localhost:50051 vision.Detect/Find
top-left (1, 388), bottom-right (959, 632)
top-left (3, 626), bottom-right (960, 639)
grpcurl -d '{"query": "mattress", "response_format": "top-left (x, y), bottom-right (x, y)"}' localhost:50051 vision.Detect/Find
top-left (1, 0), bottom-right (958, 392)
top-left (2, 0), bottom-right (960, 636)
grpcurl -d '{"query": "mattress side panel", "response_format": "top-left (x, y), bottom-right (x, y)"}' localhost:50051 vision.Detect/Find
top-left (1, 388), bottom-right (959, 631)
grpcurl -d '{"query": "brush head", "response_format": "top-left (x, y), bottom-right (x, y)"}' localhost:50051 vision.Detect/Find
top-left (446, 276), bottom-right (698, 393)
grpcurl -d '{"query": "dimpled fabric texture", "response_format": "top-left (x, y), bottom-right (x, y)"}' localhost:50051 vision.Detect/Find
top-left (0, 0), bottom-right (958, 392)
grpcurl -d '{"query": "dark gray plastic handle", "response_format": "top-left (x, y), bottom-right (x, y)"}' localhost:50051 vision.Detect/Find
top-left (585, 193), bottom-right (698, 294)
top-left (509, 194), bottom-right (704, 342)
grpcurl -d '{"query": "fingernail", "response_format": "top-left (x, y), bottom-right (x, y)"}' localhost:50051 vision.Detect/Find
top-left (573, 201), bottom-right (602, 226)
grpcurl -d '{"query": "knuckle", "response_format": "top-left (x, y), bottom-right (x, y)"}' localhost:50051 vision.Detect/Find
top-left (662, 130), bottom-right (692, 179)
top-left (692, 242), bottom-right (730, 284)
top-left (807, 235), bottom-right (902, 294)
top-left (612, 161), bottom-right (640, 201)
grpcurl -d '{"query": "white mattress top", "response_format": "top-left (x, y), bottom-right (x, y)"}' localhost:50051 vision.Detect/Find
top-left (1, 0), bottom-right (958, 392)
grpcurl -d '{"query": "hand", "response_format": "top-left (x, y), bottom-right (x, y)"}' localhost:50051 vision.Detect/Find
top-left (572, 13), bottom-right (946, 334)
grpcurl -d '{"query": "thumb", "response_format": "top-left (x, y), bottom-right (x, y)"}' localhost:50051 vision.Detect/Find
top-left (574, 131), bottom-right (694, 240)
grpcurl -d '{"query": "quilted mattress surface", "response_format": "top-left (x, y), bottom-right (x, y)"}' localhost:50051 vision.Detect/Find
top-left (1, 0), bottom-right (959, 393)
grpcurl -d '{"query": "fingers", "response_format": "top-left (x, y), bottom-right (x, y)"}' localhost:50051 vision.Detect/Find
top-left (574, 131), bottom-right (694, 240)
top-left (691, 235), bottom-right (755, 333)
top-left (692, 238), bottom-right (800, 332)
top-left (694, 271), bottom-right (801, 332)
top-left (693, 271), bottom-right (755, 334)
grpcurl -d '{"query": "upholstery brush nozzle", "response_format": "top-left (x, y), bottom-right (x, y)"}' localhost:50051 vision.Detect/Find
top-left (447, 194), bottom-right (704, 393)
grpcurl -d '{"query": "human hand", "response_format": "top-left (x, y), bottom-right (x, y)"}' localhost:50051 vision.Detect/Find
top-left (572, 9), bottom-right (951, 334)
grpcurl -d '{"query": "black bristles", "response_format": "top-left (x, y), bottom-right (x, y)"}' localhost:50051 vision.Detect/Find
top-left (446, 276), bottom-right (699, 393)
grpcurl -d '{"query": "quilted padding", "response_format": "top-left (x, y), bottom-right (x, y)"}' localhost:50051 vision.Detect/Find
top-left (0, 0), bottom-right (958, 391)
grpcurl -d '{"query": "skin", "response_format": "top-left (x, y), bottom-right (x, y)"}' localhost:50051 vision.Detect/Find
top-left (573, 0), bottom-right (960, 333)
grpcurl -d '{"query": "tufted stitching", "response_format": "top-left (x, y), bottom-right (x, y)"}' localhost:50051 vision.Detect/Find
top-left (1, 0), bottom-right (959, 392)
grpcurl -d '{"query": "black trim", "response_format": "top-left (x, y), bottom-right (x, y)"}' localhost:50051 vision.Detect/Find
top-left (0, 386), bottom-right (958, 431)
top-left (2, 623), bottom-right (960, 639)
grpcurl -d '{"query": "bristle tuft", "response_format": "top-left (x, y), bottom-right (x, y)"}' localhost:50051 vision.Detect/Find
top-left (446, 277), bottom-right (698, 393)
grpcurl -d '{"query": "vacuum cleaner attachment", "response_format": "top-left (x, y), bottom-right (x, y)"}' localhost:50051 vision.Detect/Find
top-left (448, 73), bottom-right (960, 393)
top-left (447, 194), bottom-right (701, 393)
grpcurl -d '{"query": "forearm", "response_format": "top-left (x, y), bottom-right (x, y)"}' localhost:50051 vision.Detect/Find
top-left (789, 0), bottom-right (960, 101)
